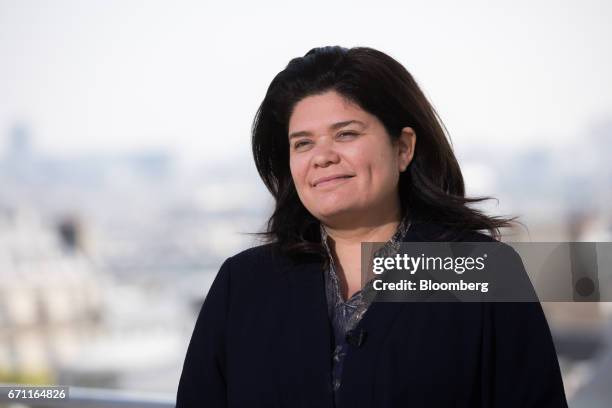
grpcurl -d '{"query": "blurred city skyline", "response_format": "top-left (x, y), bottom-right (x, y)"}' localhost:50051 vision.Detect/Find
top-left (1, 0), bottom-right (611, 169)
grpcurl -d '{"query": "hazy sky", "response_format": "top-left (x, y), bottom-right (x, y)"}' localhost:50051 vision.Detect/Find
top-left (1, 0), bottom-right (610, 167)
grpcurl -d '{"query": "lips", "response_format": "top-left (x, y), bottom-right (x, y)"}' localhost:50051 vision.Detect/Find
top-left (312, 174), bottom-right (355, 187)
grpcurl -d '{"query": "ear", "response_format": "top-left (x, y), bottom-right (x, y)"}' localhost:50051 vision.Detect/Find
top-left (397, 127), bottom-right (416, 172)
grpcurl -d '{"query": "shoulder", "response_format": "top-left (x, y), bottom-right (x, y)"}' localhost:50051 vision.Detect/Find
top-left (226, 242), bottom-right (279, 265)
top-left (209, 242), bottom-right (311, 312)
top-left (225, 241), bottom-right (299, 270)
top-left (406, 220), bottom-right (499, 243)
top-left (218, 242), bottom-right (296, 287)
top-left (407, 221), bottom-right (524, 269)
top-left (404, 220), bottom-right (522, 270)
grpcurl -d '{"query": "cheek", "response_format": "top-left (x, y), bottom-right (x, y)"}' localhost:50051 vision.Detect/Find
top-left (357, 149), bottom-right (398, 192)
top-left (289, 156), bottom-right (309, 191)
top-left (353, 146), bottom-right (378, 170)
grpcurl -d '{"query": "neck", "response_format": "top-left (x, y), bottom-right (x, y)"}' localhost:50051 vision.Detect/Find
top-left (321, 205), bottom-right (404, 300)
top-left (322, 206), bottom-right (403, 248)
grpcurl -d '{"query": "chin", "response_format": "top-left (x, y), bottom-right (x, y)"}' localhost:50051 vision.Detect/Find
top-left (313, 204), bottom-right (359, 222)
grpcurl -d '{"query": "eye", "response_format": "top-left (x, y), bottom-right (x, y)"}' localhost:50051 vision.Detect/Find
top-left (338, 131), bottom-right (358, 139)
top-left (293, 139), bottom-right (311, 150)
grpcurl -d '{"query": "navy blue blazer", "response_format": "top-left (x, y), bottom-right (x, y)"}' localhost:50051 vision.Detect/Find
top-left (176, 221), bottom-right (568, 407)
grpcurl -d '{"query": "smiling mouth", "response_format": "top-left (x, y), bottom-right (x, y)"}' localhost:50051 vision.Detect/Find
top-left (314, 175), bottom-right (354, 188)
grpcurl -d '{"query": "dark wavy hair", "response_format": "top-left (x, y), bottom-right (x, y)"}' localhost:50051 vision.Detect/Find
top-left (251, 45), bottom-right (515, 258)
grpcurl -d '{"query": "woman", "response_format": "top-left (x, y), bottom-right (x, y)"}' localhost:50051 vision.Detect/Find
top-left (176, 46), bottom-right (568, 407)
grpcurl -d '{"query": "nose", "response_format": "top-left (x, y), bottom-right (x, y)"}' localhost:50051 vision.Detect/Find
top-left (312, 138), bottom-right (340, 168)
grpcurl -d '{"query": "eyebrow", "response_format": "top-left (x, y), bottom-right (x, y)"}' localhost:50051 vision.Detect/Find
top-left (288, 120), bottom-right (366, 140)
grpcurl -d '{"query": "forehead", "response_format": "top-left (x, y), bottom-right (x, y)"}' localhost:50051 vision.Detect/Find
top-left (288, 91), bottom-right (370, 132)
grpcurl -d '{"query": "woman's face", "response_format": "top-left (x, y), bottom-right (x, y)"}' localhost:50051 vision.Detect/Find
top-left (288, 90), bottom-right (415, 226)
